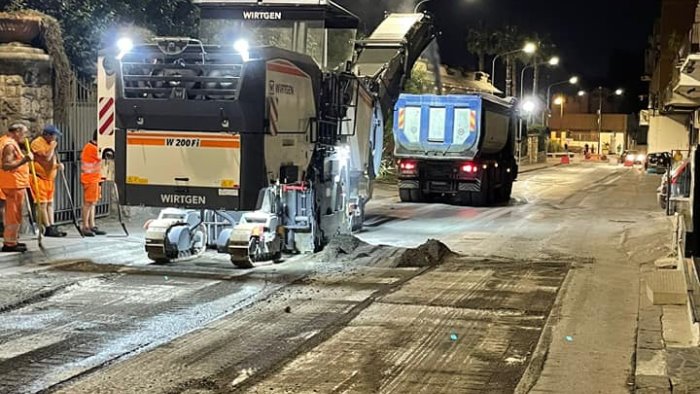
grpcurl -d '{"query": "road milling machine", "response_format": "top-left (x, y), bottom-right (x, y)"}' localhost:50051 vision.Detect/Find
top-left (97, 0), bottom-right (436, 267)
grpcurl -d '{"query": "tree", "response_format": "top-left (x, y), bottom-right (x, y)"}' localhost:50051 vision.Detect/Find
top-left (525, 33), bottom-right (557, 98)
top-left (492, 25), bottom-right (523, 97)
top-left (465, 24), bottom-right (498, 72)
top-left (3, 0), bottom-right (198, 77)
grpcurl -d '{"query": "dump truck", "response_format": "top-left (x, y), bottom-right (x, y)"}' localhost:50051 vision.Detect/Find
top-left (96, 0), bottom-right (435, 267)
top-left (393, 93), bottom-right (520, 206)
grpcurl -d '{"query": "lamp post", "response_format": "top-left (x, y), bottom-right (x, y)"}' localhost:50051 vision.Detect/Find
top-left (491, 42), bottom-right (537, 92)
top-left (554, 96), bottom-right (565, 117)
top-left (545, 76), bottom-right (579, 125)
top-left (414, 0), bottom-right (432, 12)
top-left (595, 86), bottom-right (624, 155)
top-left (520, 56), bottom-right (560, 101)
top-left (517, 97), bottom-right (537, 165)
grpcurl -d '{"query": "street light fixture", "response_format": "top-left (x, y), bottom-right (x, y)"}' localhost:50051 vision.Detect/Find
top-left (414, 0), bottom-right (432, 12)
top-left (595, 86), bottom-right (625, 155)
top-left (553, 96), bottom-right (565, 117)
top-left (577, 90), bottom-right (586, 96)
top-left (520, 56), bottom-right (561, 100)
top-left (415, 0), bottom-right (475, 13)
top-left (522, 98), bottom-right (537, 114)
top-left (491, 41), bottom-right (538, 91)
top-left (545, 75), bottom-right (579, 124)
top-left (523, 42), bottom-right (537, 54)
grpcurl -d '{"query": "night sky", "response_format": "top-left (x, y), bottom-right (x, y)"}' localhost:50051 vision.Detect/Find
top-left (337, 0), bottom-right (660, 108)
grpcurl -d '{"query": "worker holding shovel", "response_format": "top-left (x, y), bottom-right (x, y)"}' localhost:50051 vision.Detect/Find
top-left (80, 130), bottom-right (106, 236)
top-left (0, 123), bottom-right (32, 253)
top-left (29, 125), bottom-right (66, 237)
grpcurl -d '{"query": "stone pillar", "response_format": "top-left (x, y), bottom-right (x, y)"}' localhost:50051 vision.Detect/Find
top-left (0, 43), bottom-right (53, 134)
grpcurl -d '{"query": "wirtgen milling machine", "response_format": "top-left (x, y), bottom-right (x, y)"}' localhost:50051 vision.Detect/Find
top-left (97, 0), bottom-right (435, 267)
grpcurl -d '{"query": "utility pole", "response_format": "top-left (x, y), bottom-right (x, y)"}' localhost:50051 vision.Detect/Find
top-left (597, 86), bottom-right (603, 155)
top-left (505, 55), bottom-right (513, 96)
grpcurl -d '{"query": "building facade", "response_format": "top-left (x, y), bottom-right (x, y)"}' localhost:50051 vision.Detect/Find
top-left (643, 0), bottom-right (699, 156)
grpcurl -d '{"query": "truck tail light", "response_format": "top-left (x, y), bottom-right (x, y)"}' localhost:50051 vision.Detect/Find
top-left (398, 160), bottom-right (418, 174)
top-left (461, 162), bottom-right (478, 173)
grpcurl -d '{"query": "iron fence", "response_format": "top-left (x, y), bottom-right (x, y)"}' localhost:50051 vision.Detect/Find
top-left (50, 76), bottom-right (110, 224)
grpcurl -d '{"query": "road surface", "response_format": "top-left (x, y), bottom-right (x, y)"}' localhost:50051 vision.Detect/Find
top-left (0, 162), bottom-right (671, 393)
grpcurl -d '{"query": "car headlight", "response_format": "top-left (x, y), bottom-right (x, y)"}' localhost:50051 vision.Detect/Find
top-left (626, 154), bottom-right (634, 161)
top-left (637, 154), bottom-right (646, 162)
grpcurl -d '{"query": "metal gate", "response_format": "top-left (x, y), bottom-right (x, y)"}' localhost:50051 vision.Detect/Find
top-left (52, 76), bottom-right (110, 224)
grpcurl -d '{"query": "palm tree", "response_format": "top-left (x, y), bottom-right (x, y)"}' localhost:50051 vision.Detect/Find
top-left (466, 23), bottom-right (497, 72)
top-left (526, 33), bottom-right (557, 98)
top-left (492, 25), bottom-right (522, 97)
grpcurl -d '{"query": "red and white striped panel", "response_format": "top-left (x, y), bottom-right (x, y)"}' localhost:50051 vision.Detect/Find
top-left (268, 97), bottom-right (279, 136)
top-left (98, 97), bottom-right (115, 136)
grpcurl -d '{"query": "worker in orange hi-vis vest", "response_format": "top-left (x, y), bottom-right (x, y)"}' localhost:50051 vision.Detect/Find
top-left (30, 125), bottom-right (66, 237)
top-left (0, 123), bottom-right (33, 253)
top-left (0, 133), bottom-right (7, 234)
top-left (80, 130), bottom-right (106, 236)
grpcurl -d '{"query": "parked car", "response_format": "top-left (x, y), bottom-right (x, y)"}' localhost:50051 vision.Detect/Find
top-left (645, 152), bottom-right (671, 174)
top-left (620, 150), bottom-right (645, 166)
top-left (656, 159), bottom-right (690, 210)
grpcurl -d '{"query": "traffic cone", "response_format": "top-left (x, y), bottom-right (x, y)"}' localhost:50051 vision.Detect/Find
top-left (560, 154), bottom-right (570, 164)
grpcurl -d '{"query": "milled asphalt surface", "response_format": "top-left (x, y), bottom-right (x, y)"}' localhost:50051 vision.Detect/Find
top-left (0, 161), bottom-right (672, 393)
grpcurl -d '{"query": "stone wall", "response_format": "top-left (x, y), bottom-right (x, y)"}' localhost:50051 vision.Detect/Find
top-left (0, 43), bottom-right (53, 134)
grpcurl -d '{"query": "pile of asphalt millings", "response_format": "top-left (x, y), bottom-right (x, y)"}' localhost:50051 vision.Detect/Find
top-left (396, 239), bottom-right (454, 268)
top-left (317, 234), bottom-right (369, 262)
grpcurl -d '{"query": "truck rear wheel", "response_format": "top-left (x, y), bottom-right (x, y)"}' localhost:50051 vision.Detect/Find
top-left (498, 180), bottom-right (513, 203)
top-left (471, 190), bottom-right (488, 206)
top-left (471, 175), bottom-right (490, 206)
top-left (455, 191), bottom-right (472, 206)
top-left (399, 188), bottom-right (423, 203)
top-left (399, 188), bottom-right (412, 202)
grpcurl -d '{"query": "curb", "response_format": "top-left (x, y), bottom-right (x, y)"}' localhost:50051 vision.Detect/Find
top-left (514, 262), bottom-right (575, 393)
top-left (519, 162), bottom-right (563, 174)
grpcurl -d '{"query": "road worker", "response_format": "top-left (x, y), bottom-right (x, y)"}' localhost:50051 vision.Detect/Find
top-left (0, 123), bottom-right (33, 252)
top-left (30, 125), bottom-right (66, 237)
top-left (0, 131), bottom-right (7, 233)
top-left (80, 130), bottom-right (106, 236)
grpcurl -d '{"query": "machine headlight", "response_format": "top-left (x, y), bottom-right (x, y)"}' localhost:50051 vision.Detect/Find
top-left (234, 39), bottom-right (250, 62)
top-left (116, 37), bottom-right (134, 59)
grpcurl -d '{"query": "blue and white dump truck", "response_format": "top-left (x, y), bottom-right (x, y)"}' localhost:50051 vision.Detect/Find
top-left (393, 93), bottom-right (520, 206)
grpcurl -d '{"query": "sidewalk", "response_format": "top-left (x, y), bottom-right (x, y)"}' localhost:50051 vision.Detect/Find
top-left (0, 215), bottom-right (149, 274)
top-left (635, 213), bottom-right (700, 393)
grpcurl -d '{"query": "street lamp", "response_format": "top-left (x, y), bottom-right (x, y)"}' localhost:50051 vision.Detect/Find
top-left (594, 86), bottom-right (625, 155)
top-left (522, 97), bottom-right (537, 114)
top-left (545, 75), bottom-right (579, 124)
top-left (491, 42), bottom-right (538, 90)
top-left (414, 0), bottom-right (432, 12)
top-left (520, 56), bottom-right (560, 101)
top-left (577, 90), bottom-right (586, 96)
top-left (553, 96), bottom-right (565, 117)
top-left (517, 96), bottom-right (538, 164)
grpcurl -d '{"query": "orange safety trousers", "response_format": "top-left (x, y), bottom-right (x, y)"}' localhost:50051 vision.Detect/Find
top-left (1, 188), bottom-right (25, 247)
